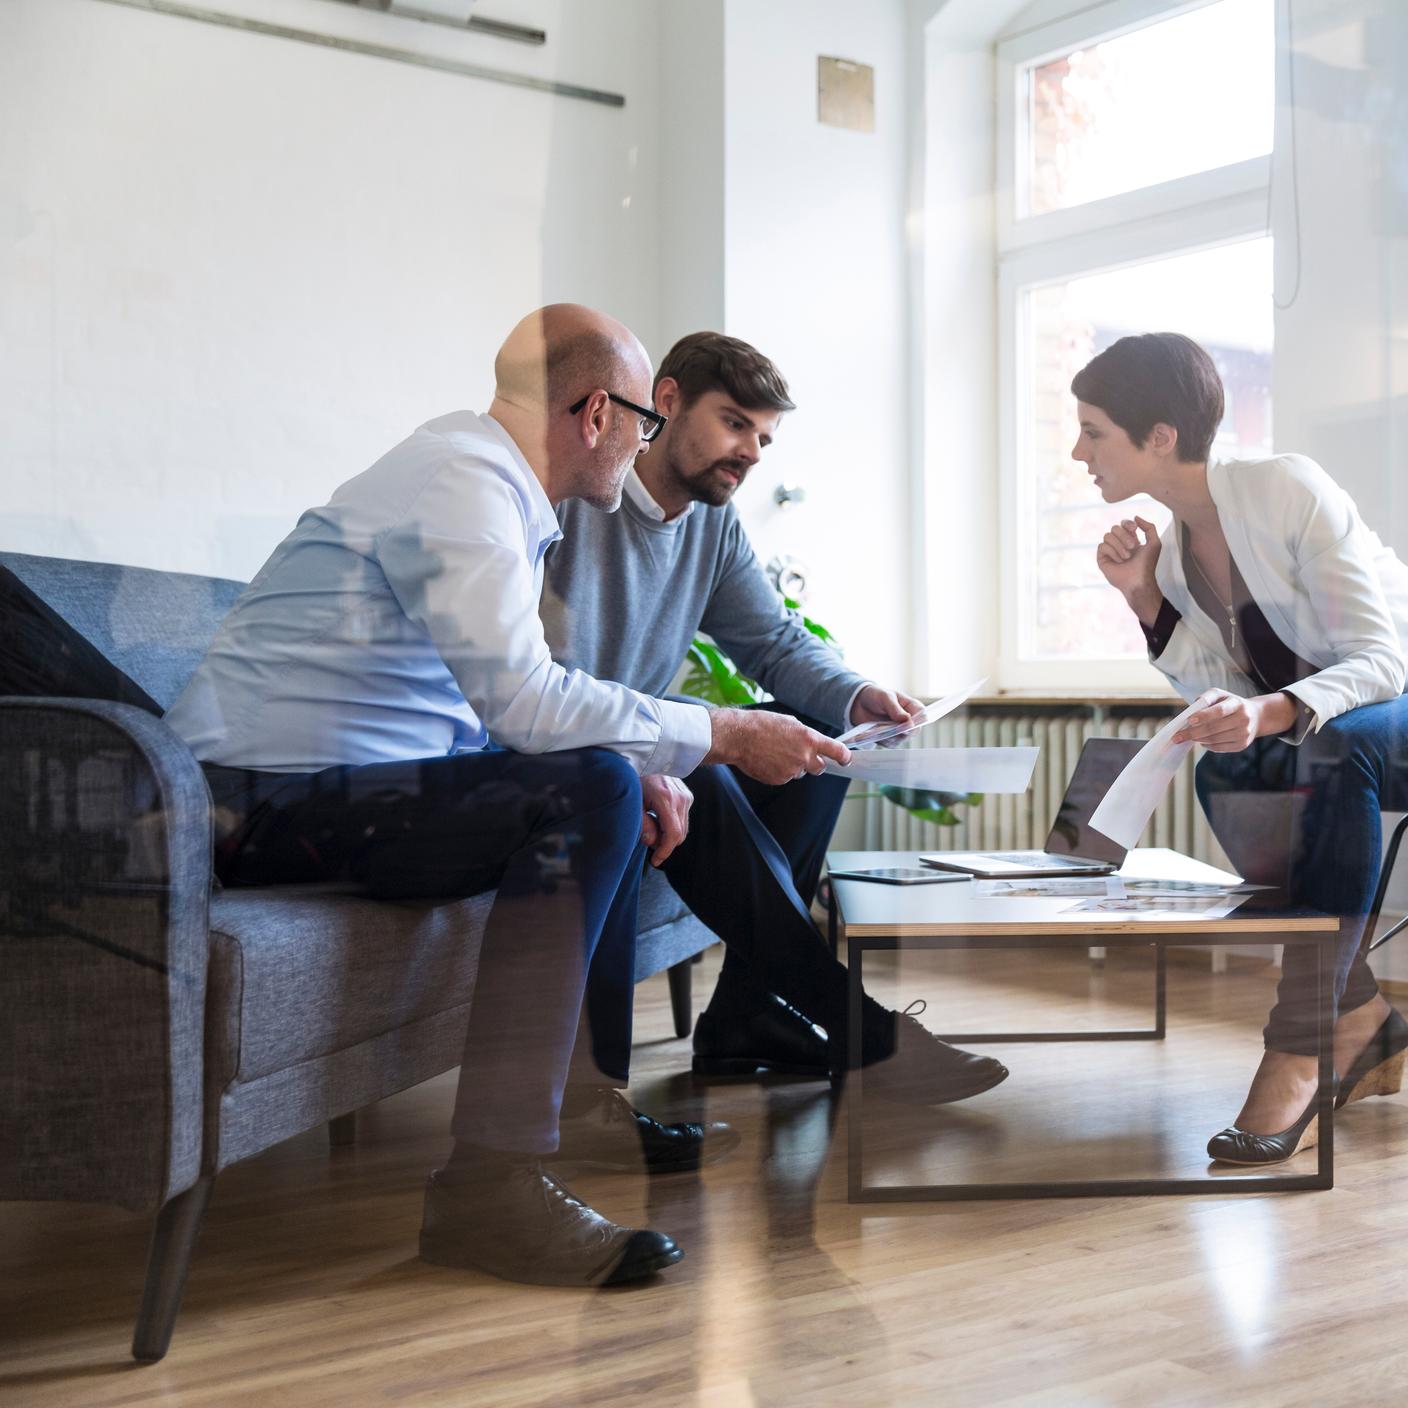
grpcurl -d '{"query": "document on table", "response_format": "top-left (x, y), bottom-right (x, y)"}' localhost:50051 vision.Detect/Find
top-left (823, 745), bottom-right (1039, 793)
top-left (1062, 893), bottom-right (1250, 920)
top-left (974, 877), bottom-right (1129, 899)
top-left (1088, 699), bottom-right (1203, 849)
top-left (836, 678), bottom-right (986, 750)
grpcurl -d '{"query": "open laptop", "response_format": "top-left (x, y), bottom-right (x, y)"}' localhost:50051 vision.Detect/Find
top-left (920, 737), bottom-right (1143, 878)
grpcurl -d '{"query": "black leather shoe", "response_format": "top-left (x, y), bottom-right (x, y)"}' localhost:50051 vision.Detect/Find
top-left (856, 1002), bottom-right (1009, 1106)
top-left (692, 993), bottom-right (830, 1078)
top-left (1207, 1089), bottom-right (1327, 1165)
top-left (1337, 1006), bottom-right (1408, 1109)
top-left (419, 1159), bottom-right (683, 1286)
top-left (552, 1087), bottom-right (741, 1174)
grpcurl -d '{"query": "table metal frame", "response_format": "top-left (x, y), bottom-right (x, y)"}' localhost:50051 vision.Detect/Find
top-left (832, 891), bottom-right (1337, 1202)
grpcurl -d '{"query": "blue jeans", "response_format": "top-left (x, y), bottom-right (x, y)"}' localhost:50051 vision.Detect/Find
top-left (1196, 696), bottom-right (1408, 1054)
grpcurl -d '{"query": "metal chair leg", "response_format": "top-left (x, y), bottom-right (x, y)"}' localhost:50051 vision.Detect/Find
top-left (667, 959), bottom-right (693, 1037)
top-left (1367, 814), bottom-right (1408, 953)
top-left (131, 1175), bottom-right (215, 1362)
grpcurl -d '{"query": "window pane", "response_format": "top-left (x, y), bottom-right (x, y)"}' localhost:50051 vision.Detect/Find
top-left (1026, 0), bottom-right (1274, 216)
top-left (1022, 237), bottom-right (1274, 662)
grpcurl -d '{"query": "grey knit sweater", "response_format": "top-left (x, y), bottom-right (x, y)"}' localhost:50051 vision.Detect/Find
top-left (542, 490), bottom-right (866, 728)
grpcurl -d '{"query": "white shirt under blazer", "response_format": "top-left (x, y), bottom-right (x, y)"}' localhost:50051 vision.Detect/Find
top-left (1151, 453), bottom-right (1408, 735)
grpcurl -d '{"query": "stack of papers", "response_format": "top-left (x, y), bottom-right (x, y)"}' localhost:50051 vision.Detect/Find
top-left (826, 678), bottom-right (1039, 794)
top-left (1062, 894), bottom-right (1250, 919)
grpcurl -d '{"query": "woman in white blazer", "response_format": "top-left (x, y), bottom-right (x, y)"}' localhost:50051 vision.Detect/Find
top-left (1075, 332), bottom-right (1408, 1165)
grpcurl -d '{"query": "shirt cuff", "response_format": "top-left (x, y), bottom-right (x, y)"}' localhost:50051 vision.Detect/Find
top-left (1141, 599), bottom-right (1182, 661)
top-left (1278, 687), bottom-right (1319, 746)
top-left (646, 699), bottom-right (713, 777)
top-left (843, 681), bottom-right (873, 728)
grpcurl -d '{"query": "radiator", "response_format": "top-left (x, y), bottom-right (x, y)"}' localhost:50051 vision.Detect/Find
top-left (860, 707), bottom-right (1231, 870)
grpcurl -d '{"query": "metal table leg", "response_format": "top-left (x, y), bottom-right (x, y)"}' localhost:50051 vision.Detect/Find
top-left (848, 931), bottom-right (1336, 1202)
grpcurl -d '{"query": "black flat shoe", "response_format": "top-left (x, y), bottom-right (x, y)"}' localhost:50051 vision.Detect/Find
top-left (1336, 1007), bottom-right (1408, 1109)
top-left (1206, 1090), bottom-right (1327, 1166)
top-left (692, 992), bottom-right (829, 1079)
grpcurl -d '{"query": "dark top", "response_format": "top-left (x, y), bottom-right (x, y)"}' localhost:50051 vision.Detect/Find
top-left (1142, 524), bottom-right (1318, 696)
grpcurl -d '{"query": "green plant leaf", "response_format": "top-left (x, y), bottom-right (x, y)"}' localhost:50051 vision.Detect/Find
top-left (876, 784), bottom-right (980, 826)
top-left (782, 596), bottom-right (841, 650)
top-left (681, 638), bottom-right (765, 706)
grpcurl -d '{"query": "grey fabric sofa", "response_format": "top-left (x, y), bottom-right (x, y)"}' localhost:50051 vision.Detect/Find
top-left (0, 550), bottom-right (717, 1362)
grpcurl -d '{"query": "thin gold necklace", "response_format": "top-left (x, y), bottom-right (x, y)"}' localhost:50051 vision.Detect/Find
top-left (1185, 540), bottom-right (1238, 650)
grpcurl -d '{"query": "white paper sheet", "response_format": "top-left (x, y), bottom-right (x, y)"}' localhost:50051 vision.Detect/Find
top-left (1062, 893), bottom-right (1250, 920)
top-left (823, 745), bottom-right (1039, 794)
top-left (1088, 700), bottom-right (1203, 849)
top-left (974, 876), bottom-right (1128, 898)
top-left (836, 678), bottom-right (986, 750)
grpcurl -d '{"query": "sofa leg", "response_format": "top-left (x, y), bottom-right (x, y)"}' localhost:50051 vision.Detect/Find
top-left (667, 959), bottom-right (693, 1038)
top-left (329, 1111), bottom-right (357, 1147)
top-left (131, 1175), bottom-right (215, 1363)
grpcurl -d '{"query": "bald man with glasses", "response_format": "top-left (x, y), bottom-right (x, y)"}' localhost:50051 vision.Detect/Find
top-left (166, 305), bottom-right (851, 1288)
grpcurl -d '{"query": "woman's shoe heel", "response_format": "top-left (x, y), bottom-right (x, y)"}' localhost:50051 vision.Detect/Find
top-left (1346, 1048), bottom-right (1405, 1105)
top-left (1336, 1008), bottom-right (1408, 1109)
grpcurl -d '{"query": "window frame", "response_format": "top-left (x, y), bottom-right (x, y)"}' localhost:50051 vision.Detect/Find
top-left (994, 0), bottom-right (1275, 692)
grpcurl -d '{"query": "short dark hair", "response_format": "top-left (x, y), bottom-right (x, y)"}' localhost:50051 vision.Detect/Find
top-left (1070, 332), bottom-right (1224, 463)
top-left (655, 331), bottom-right (795, 413)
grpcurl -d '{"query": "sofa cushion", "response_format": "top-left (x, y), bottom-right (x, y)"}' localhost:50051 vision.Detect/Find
top-left (0, 565), bottom-right (161, 713)
top-left (207, 887), bottom-right (493, 1085)
top-left (0, 552), bottom-right (244, 711)
top-left (637, 861), bottom-right (694, 933)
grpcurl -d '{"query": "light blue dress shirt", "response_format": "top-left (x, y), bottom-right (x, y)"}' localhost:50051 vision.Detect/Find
top-left (165, 411), bottom-right (712, 776)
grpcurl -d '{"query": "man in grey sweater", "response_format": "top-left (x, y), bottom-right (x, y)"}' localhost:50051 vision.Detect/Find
top-left (543, 332), bottom-right (1007, 1103)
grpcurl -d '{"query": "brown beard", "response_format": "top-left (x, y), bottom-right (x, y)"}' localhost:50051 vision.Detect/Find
top-left (675, 456), bottom-right (750, 507)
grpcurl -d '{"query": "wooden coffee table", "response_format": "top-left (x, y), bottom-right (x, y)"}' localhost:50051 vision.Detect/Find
top-left (827, 848), bottom-right (1340, 1201)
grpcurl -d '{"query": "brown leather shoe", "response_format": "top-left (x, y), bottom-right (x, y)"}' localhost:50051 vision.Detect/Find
top-left (860, 1002), bottom-right (1009, 1106)
top-left (552, 1087), bottom-right (741, 1175)
top-left (419, 1157), bottom-right (683, 1286)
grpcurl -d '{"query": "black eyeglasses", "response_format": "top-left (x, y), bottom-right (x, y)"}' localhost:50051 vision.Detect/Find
top-left (568, 392), bottom-right (667, 443)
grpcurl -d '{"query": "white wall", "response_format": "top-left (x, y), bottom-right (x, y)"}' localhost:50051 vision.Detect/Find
top-left (0, 0), bottom-right (663, 579)
top-left (717, 0), bottom-right (912, 688)
top-left (1, 0), bottom-right (919, 691)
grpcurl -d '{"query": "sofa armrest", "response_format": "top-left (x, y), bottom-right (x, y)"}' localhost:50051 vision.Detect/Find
top-left (0, 698), bottom-right (213, 1212)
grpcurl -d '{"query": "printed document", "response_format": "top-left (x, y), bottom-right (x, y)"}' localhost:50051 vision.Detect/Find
top-left (1088, 700), bottom-right (1202, 849)
top-left (837, 678), bottom-right (986, 750)
top-left (823, 745), bottom-right (1039, 793)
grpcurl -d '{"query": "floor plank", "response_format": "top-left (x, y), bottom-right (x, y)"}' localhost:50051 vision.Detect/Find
top-left (5, 945), bottom-right (1408, 1406)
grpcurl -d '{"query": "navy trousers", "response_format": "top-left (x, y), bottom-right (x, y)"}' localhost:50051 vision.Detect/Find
top-left (204, 748), bottom-right (645, 1153)
top-left (649, 704), bottom-right (893, 1055)
top-left (1196, 695), bottom-right (1408, 1054)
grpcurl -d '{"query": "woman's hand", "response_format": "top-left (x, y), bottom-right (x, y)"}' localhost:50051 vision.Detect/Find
top-left (1172, 689), bottom-right (1301, 752)
top-left (1096, 516), bottom-right (1164, 627)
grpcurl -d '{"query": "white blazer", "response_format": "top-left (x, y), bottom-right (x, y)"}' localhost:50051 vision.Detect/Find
top-left (1152, 454), bottom-right (1408, 735)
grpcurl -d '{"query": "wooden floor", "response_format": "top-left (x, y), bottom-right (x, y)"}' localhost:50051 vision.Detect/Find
top-left (6, 945), bottom-right (1408, 1407)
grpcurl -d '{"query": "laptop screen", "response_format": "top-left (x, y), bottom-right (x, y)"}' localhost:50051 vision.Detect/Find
top-left (1043, 737), bottom-right (1146, 864)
